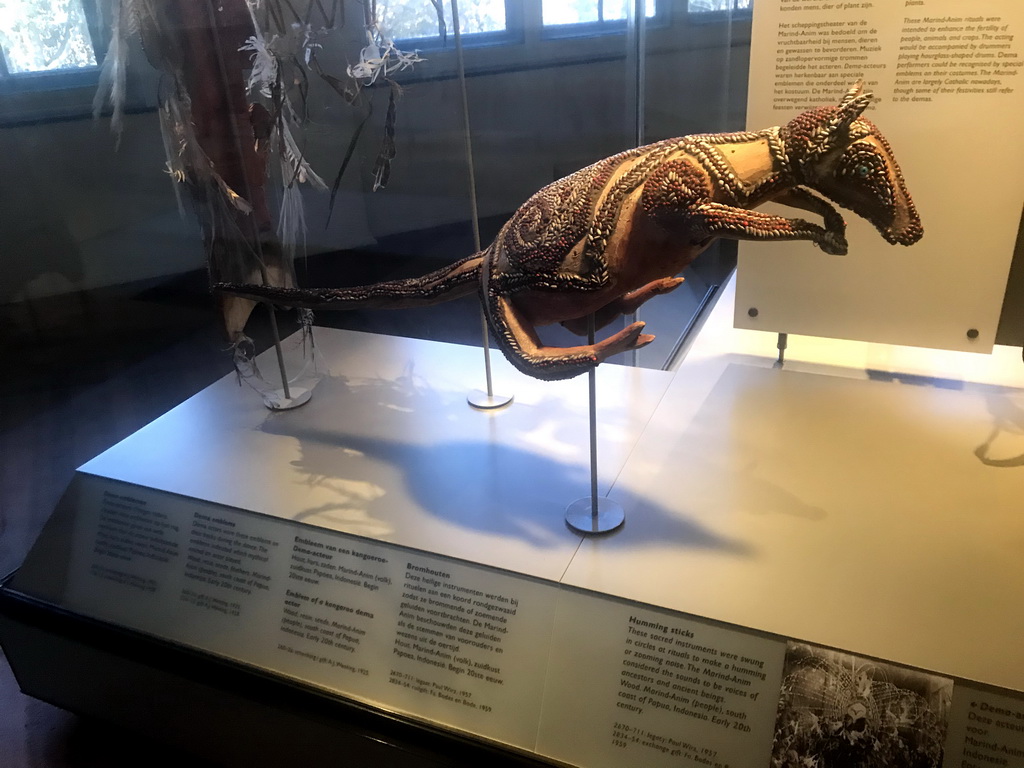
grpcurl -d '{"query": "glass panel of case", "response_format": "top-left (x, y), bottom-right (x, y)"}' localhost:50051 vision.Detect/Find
top-left (1, 0), bottom-right (754, 577)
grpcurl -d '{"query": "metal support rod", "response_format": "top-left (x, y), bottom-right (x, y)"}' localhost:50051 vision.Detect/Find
top-left (588, 315), bottom-right (599, 518)
top-left (625, 0), bottom-right (646, 369)
top-left (480, 307), bottom-right (495, 397)
top-left (565, 314), bottom-right (624, 534)
top-left (452, 0), bottom-right (497, 398)
top-left (776, 332), bottom-right (789, 368)
top-left (264, 287), bottom-right (292, 399)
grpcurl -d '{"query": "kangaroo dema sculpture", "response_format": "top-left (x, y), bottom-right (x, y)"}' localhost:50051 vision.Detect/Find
top-left (218, 83), bottom-right (922, 381)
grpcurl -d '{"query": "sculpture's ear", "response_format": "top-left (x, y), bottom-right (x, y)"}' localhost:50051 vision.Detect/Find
top-left (787, 82), bottom-right (877, 174)
top-left (839, 80), bottom-right (866, 108)
top-left (806, 83), bottom-right (873, 162)
top-left (832, 81), bottom-right (872, 133)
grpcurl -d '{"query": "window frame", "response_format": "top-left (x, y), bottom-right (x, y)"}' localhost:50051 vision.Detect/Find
top-left (389, 0), bottom-right (669, 50)
top-left (381, 0), bottom-right (723, 88)
top-left (686, 0), bottom-right (753, 23)
top-left (0, 2), bottom-right (162, 127)
top-left (540, 0), bottom-right (666, 42)
top-left (388, 0), bottom-right (525, 51)
top-left (0, 0), bottom-right (105, 94)
top-left (0, 65), bottom-right (100, 96)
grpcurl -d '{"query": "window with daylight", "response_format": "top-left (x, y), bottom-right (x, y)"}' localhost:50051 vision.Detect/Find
top-left (381, 0), bottom-right (509, 42)
top-left (688, 0), bottom-right (752, 13)
top-left (0, 0), bottom-right (97, 76)
top-left (541, 0), bottom-right (656, 27)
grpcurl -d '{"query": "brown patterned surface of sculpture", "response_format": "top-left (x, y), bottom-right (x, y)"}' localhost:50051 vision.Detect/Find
top-left (218, 83), bottom-right (922, 381)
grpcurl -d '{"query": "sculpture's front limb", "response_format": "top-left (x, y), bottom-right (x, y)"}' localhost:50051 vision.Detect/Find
top-left (693, 202), bottom-right (848, 255)
top-left (770, 187), bottom-right (848, 254)
top-left (639, 157), bottom-right (844, 254)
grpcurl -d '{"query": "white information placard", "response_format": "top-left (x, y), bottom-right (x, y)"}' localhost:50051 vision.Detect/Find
top-left (944, 685), bottom-right (1024, 768)
top-left (738, 0), bottom-right (1024, 353)
top-left (61, 475), bottom-right (559, 752)
top-left (536, 590), bottom-right (786, 768)
top-left (16, 470), bottom-right (1024, 768)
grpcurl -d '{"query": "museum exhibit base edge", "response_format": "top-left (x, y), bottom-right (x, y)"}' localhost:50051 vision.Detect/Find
top-left (2, 315), bottom-right (1023, 768)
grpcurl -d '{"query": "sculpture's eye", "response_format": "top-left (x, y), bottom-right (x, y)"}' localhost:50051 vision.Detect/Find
top-left (856, 165), bottom-right (870, 178)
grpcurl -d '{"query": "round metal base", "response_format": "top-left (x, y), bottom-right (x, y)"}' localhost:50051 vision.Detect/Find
top-left (467, 390), bottom-right (514, 410)
top-left (565, 497), bottom-right (625, 534)
top-left (262, 387), bottom-right (313, 411)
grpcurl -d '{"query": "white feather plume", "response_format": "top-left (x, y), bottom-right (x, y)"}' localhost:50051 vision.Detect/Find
top-left (92, 0), bottom-right (132, 143)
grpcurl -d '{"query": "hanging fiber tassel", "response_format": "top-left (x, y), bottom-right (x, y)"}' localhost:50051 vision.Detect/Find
top-left (92, 0), bottom-right (137, 144)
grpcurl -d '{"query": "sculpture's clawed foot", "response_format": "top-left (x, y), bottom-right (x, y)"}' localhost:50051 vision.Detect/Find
top-left (629, 276), bottom-right (685, 302)
top-left (817, 228), bottom-right (849, 255)
top-left (489, 295), bottom-right (656, 380)
top-left (613, 277), bottom-right (686, 315)
top-left (595, 321), bottom-right (655, 360)
top-left (561, 278), bottom-right (686, 336)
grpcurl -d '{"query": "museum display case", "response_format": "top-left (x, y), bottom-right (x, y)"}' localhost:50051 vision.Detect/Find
top-left (2, 1), bottom-right (1024, 767)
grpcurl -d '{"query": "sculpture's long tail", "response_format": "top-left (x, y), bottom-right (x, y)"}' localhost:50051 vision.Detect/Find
top-left (215, 252), bottom-right (484, 311)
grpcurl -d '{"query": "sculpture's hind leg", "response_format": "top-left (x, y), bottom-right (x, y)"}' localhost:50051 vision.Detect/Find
top-left (560, 277), bottom-right (685, 336)
top-left (486, 293), bottom-right (654, 381)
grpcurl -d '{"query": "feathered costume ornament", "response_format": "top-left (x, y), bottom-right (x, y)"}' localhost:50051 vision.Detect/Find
top-left (91, 0), bottom-right (426, 370)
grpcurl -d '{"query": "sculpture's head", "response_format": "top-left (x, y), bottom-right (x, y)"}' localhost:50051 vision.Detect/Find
top-left (783, 83), bottom-right (923, 246)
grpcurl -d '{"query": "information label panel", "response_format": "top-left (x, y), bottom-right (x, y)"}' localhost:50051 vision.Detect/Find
top-left (536, 590), bottom-right (786, 767)
top-left (62, 475), bottom-right (557, 751)
top-left (14, 472), bottom-right (1021, 767)
top-left (739, 0), bottom-right (1024, 353)
top-left (945, 686), bottom-right (1024, 768)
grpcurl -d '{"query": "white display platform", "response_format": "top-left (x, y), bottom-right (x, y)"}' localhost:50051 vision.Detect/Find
top-left (5, 311), bottom-right (1024, 768)
top-left (571, 352), bottom-right (1024, 690)
top-left (74, 328), bottom-right (672, 582)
